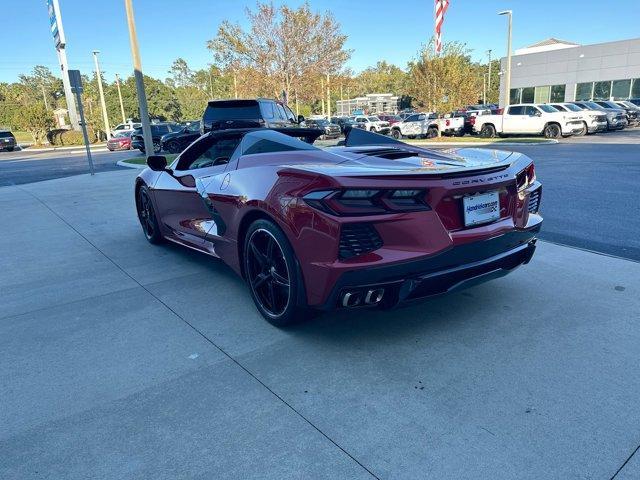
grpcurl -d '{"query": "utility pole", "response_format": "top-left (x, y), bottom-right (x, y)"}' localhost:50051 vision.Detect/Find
top-left (92, 50), bottom-right (111, 139)
top-left (208, 66), bottom-right (214, 99)
top-left (41, 83), bottom-right (49, 110)
top-left (233, 71), bottom-right (238, 99)
top-left (124, 0), bottom-right (154, 156)
top-left (320, 77), bottom-right (325, 117)
top-left (483, 73), bottom-right (487, 105)
top-left (115, 73), bottom-right (126, 123)
top-left (326, 73), bottom-right (331, 119)
top-left (47, 0), bottom-right (80, 130)
top-left (68, 70), bottom-right (94, 175)
top-left (498, 10), bottom-right (513, 107)
top-left (486, 49), bottom-right (493, 101)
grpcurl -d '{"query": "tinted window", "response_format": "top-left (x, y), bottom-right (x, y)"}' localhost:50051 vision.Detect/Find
top-left (241, 130), bottom-right (318, 156)
top-left (562, 104), bottom-right (582, 112)
top-left (205, 100), bottom-right (261, 123)
top-left (507, 106), bottom-right (524, 115)
top-left (550, 104), bottom-right (567, 111)
top-left (0, 131), bottom-right (14, 138)
top-left (537, 105), bottom-right (557, 113)
top-left (406, 114), bottom-right (419, 122)
top-left (177, 134), bottom-right (242, 170)
top-left (521, 87), bottom-right (535, 103)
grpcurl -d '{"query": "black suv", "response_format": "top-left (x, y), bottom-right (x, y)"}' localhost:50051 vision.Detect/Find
top-left (160, 121), bottom-right (201, 153)
top-left (201, 99), bottom-right (303, 133)
top-left (131, 123), bottom-right (182, 153)
top-left (0, 130), bottom-right (17, 152)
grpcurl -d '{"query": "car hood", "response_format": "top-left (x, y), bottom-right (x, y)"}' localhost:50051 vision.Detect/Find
top-left (276, 146), bottom-right (520, 177)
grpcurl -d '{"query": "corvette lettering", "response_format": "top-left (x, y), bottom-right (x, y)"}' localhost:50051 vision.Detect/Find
top-left (452, 173), bottom-right (510, 185)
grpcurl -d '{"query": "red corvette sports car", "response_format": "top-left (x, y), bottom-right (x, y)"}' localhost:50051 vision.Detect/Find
top-left (135, 127), bottom-right (542, 325)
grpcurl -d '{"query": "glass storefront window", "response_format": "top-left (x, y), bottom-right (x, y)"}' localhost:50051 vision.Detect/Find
top-left (534, 86), bottom-right (550, 103)
top-left (631, 79), bottom-right (640, 98)
top-left (593, 81), bottom-right (612, 100)
top-left (521, 87), bottom-right (535, 103)
top-left (550, 85), bottom-right (566, 103)
top-left (611, 80), bottom-right (631, 99)
top-left (510, 88), bottom-right (521, 104)
top-left (575, 82), bottom-right (593, 101)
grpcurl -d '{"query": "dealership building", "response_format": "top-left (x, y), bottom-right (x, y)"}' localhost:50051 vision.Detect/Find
top-left (336, 93), bottom-right (400, 116)
top-left (499, 37), bottom-right (640, 106)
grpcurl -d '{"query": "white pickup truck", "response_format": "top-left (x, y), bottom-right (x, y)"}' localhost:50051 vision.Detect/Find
top-left (390, 113), bottom-right (465, 139)
top-left (473, 104), bottom-right (584, 139)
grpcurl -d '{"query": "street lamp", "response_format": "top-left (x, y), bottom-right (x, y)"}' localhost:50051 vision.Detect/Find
top-left (498, 10), bottom-right (512, 107)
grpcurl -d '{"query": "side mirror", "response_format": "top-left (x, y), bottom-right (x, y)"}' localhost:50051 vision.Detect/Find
top-left (297, 115), bottom-right (305, 124)
top-left (147, 155), bottom-right (167, 171)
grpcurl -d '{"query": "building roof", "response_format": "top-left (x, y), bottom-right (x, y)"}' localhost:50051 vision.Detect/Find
top-left (525, 38), bottom-right (580, 49)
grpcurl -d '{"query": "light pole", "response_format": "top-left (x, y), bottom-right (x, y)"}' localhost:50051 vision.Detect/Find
top-left (115, 73), bottom-right (126, 124)
top-left (124, 0), bottom-right (154, 157)
top-left (92, 50), bottom-right (111, 139)
top-left (486, 49), bottom-right (492, 103)
top-left (483, 73), bottom-right (487, 105)
top-left (498, 10), bottom-right (512, 107)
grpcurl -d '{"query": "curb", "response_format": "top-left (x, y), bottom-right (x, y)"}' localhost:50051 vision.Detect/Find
top-left (117, 159), bottom-right (145, 169)
top-left (19, 143), bottom-right (108, 153)
top-left (407, 139), bottom-right (559, 147)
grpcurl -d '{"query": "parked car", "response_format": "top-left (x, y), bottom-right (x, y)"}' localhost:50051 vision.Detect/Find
top-left (106, 130), bottom-right (133, 151)
top-left (161, 121), bottom-right (201, 153)
top-left (614, 101), bottom-right (640, 125)
top-left (0, 130), bottom-right (17, 152)
top-left (111, 121), bottom-right (141, 136)
top-left (303, 118), bottom-right (341, 139)
top-left (131, 123), bottom-right (182, 153)
top-left (452, 109), bottom-right (491, 135)
top-left (135, 128), bottom-right (542, 325)
top-left (548, 103), bottom-right (608, 135)
top-left (377, 114), bottom-right (402, 125)
top-left (473, 104), bottom-right (584, 138)
top-left (595, 101), bottom-right (639, 125)
top-left (570, 101), bottom-right (627, 130)
top-left (201, 98), bottom-right (302, 134)
top-left (353, 115), bottom-right (390, 134)
top-left (391, 113), bottom-right (465, 139)
top-left (627, 98), bottom-right (640, 107)
top-left (330, 116), bottom-right (358, 134)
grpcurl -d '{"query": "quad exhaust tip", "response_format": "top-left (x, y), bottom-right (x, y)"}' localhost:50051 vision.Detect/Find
top-left (342, 288), bottom-right (385, 308)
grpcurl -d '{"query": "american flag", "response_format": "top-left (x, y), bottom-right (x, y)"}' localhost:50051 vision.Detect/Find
top-left (434, 0), bottom-right (450, 54)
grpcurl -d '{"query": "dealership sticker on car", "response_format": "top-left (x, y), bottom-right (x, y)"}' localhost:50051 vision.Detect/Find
top-left (463, 191), bottom-right (500, 227)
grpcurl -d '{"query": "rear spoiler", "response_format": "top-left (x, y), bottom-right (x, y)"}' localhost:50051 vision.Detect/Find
top-left (344, 127), bottom-right (406, 147)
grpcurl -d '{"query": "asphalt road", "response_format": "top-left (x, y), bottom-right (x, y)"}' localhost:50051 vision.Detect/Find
top-left (0, 147), bottom-right (133, 187)
top-left (484, 130), bottom-right (640, 261)
top-left (2, 129), bottom-right (639, 261)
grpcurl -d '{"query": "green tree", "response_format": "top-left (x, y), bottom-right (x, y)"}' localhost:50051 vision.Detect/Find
top-left (20, 103), bottom-right (54, 144)
top-left (407, 40), bottom-right (481, 113)
top-left (207, 1), bottom-right (351, 102)
top-left (354, 61), bottom-right (407, 96)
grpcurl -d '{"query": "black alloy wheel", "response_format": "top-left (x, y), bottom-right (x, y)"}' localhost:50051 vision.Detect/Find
top-left (480, 124), bottom-right (496, 138)
top-left (167, 140), bottom-right (181, 153)
top-left (244, 219), bottom-right (308, 326)
top-left (153, 140), bottom-right (162, 153)
top-left (136, 185), bottom-right (163, 244)
top-left (544, 123), bottom-right (561, 139)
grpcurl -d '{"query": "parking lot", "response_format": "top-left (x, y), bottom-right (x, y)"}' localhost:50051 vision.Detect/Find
top-left (1, 129), bottom-right (640, 479)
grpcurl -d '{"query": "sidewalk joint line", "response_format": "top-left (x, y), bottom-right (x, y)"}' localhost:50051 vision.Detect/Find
top-left (610, 443), bottom-right (640, 479)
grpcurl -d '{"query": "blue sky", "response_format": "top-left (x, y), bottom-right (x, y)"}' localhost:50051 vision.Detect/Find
top-left (2, 0), bottom-right (639, 83)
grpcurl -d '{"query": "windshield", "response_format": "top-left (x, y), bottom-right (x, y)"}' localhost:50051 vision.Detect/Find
top-left (240, 129), bottom-right (319, 156)
top-left (114, 131), bottom-right (132, 138)
top-left (315, 119), bottom-right (330, 126)
top-left (0, 131), bottom-right (14, 138)
top-left (583, 101), bottom-right (604, 110)
top-left (538, 105), bottom-right (558, 113)
top-left (562, 104), bottom-right (582, 112)
top-left (204, 100), bottom-right (261, 122)
top-left (368, 116), bottom-right (380, 121)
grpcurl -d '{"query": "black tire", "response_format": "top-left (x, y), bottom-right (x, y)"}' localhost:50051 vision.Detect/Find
top-left (136, 185), bottom-right (163, 244)
top-left (576, 122), bottom-right (588, 136)
top-left (369, 127), bottom-right (376, 132)
top-left (166, 140), bottom-right (181, 154)
top-left (7, 147), bottom-right (14, 152)
top-left (391, 129), bottom-right (402, 139)
top-left (153, 140), bottom-right (161, 153)
top-left (480, 124), bottom-right (496, 138)
top-left (543, 123), bottom-right (561, 139)
top-left (243, 219), bottom-right (309, 326)
top-left (426, 126), bottom-right (438, 138)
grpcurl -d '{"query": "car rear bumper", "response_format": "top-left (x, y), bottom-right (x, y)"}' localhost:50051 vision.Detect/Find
top-left (315, 216), bottom-right (542, 311)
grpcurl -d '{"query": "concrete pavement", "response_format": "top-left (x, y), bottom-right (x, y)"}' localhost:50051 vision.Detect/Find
top-left (1, 169), bottom-right (640, 479)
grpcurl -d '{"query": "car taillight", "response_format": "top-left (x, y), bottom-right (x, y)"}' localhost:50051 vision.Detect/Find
top-left (445, 119), bottom-right (450, 126)
top-left (516, 163), bottom-right (536, 192)
top-left (303, 189), bottom-right (430, 216)
top-left (469, 116), bottom-right (476, 126)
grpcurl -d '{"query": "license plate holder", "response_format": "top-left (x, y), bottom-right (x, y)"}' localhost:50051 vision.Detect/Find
top-left (463, 191), bottom-right (500, 227)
